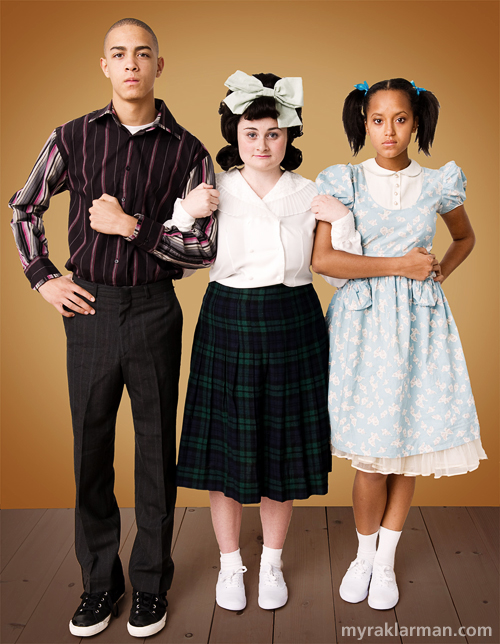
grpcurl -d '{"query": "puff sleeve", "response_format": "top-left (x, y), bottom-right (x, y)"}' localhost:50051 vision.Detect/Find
top-left (437, 161), bottom-right (467, 215)
top-left (315, 164), bottom-right (362, 288)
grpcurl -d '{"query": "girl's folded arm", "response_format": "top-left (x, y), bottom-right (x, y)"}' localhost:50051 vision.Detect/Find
top-left (311, 220), bottom-right (438, 281)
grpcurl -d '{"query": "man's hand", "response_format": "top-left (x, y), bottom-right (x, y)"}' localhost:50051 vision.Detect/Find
top-left (38, 275), bottom-right (95, 317)
top-left (181, 183), bottom-right (219, 218)
top-left (311, 194), bottom-right (350, 223)
top-left (89, 194), bottom-right (137, 236)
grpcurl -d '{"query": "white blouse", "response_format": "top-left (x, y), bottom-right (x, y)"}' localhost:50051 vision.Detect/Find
top-left (361, 158), bottom-right (424, 210)
top-left (210, 169), bottom-right (320, 288)
top-left (169, 168), bottom-right (358, 286)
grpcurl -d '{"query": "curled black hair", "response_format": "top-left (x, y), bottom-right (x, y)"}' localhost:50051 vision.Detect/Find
top-left (216, 73), bottom-right (303, 171)
top-left (342, 78), bottom-right (440, 156)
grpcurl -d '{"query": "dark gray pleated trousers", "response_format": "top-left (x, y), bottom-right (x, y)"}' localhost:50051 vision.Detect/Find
top-left (63, 277), bottom-right (182, 595)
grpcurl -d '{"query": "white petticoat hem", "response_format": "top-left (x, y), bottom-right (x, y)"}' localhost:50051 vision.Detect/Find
top-left (331, 438), bottom-right (487, 477)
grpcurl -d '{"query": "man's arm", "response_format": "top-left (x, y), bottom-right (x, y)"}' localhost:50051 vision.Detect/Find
top-left (89, 154), bottom-right (218, 268)
top-left (9, 130), bottom-right (95, 316)
top-left (9, 130), bottom-right (66, 290)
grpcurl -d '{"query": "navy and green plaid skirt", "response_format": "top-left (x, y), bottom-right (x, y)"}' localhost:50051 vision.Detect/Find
top-left (177, 282), bottom-right (331, 504)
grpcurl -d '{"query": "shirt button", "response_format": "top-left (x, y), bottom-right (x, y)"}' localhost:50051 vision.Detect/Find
top-left (394, 192), bottom-right (399, 195)
top-left (126, 166), bottom-right (131, 171)
top-left (249, 249), bottom-right (254, 254)
top-left (394, 201), bottom-right (398, 205)
top-left (395, 183), bottom-right (400, 187)
top-left (114, 259), bottom-right (119, 264)
top-left (121, 198), bottom-right (126, 202)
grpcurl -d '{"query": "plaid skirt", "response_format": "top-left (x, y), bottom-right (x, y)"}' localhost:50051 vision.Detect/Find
top-left (177, 282), bottom-right (331, 504)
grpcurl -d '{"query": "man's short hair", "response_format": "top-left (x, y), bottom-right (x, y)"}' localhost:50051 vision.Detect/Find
top-left (104, 18), bottom-right (159, 55)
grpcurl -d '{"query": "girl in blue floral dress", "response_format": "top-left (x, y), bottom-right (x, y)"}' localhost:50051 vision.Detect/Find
top-left (311, 78), bottom-right (486, 610)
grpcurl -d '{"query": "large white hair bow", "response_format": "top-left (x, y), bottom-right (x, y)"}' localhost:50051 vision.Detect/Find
top-left (222, 70), bottom-right (303, 128)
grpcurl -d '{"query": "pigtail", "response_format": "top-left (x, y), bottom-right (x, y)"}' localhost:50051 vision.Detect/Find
top-left (342, 89), bottom-right (367, 155)
top-left (414, 90), bottom-right (440, 156)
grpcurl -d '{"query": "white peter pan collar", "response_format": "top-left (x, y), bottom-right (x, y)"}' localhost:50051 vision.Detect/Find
top-left (362, 158), bottom-right (422, 177)
top-left (216, 168), bottom-right (317, 218)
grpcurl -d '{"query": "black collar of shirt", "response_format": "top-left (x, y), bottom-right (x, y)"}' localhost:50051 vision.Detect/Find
top-left (89, 98), bottom-right (182, 140)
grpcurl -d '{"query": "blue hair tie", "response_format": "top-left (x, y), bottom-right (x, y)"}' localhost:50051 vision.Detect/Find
top-left (411, 80), bottom-right (426, 96)
top-left (354, 81), bottom-right (369, 95)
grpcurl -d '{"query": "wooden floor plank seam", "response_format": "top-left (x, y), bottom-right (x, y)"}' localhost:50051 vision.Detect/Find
top-left (0, 509), bottom-right (48, 573)
top-left (323, 507), bottom-right (338, 644)
top-left (417, 507), bottom-right (471, 643)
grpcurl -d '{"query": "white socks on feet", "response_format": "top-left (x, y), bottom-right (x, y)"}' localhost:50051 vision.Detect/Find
top-left (373, 526), bottom-right (402, 569)
top-left (356, 529), bottom-right (379, 565)
top-left (259, 545), bottom-right (287, 610)
top-left (261, 545), bottom-right (283, 569)
top-left (220, 548), bottom-right (243, 571)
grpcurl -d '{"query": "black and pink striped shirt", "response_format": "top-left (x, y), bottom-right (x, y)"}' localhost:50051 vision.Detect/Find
top-left (9, 99), bottom-right (217, 289)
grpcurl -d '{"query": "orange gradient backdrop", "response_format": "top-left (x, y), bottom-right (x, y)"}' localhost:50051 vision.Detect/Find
top-left (1, 1), bottom-right (498, 508)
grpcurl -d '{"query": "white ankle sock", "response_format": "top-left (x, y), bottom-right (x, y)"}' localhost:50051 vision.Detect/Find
top-left (261, 545), bottom-right (282, 569)
top-left (220, 548), bottom-right (243, 572)
top-left (356, 529), bottom-right (379, 565)
top-left (373, 526), bottom-right (402, 569)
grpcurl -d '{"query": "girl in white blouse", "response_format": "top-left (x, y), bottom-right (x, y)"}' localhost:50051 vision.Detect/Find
top-left (177, 71), bottom-right (352, 613)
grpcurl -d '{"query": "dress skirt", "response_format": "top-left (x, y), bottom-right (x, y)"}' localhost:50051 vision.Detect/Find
top-left (177, 282), bottom-right (332, 504)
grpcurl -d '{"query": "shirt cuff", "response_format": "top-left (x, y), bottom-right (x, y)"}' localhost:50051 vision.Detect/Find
top-left (330, 212), bottom-right (357, 248)
top-left (124, 214), bottom-right (165, 253)
top-left (164, 199), bottom-right (197, 232)
top-left (25, 256), bottom-right (62, 290)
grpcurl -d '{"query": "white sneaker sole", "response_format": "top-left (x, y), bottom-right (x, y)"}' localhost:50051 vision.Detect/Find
top-left (216, 596), bottom-right (247, 611)
top-left (339, 584), bottom-right (369, 603)
top-left (69, 614), bottom-right (111, 637)
top-left (127, 612), bottom-right (167, 638)
top-left (258, 592), bottom-right (288, 610)
top-left (69, 592), bottom-right (124, 637)
top-left (368, 593), bottom-right (399, 610)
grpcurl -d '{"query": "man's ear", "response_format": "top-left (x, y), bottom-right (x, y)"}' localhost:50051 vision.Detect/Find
top-left (100, 57), bottom-right (109, 78)
top-left (156, 56), bottom-right (165, 78)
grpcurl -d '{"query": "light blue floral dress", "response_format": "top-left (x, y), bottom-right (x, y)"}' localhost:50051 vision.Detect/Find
top-left (317, 161), bottom-right (486, 477)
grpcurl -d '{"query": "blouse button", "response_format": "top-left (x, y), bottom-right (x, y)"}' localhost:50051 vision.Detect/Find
top-left (394, 192), bottom-right (399, 196)
top-left (394, 201), bottom-right (398, 205)
top-left (395, 183), bottom-right (399, 187)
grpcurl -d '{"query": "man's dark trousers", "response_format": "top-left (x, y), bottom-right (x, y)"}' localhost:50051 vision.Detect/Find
top-left (64, 277), bottom-right (182, 595)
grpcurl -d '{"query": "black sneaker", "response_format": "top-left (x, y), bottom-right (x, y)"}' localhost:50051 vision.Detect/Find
top-left (127, 590), bottom-right (168, 637)
top-left (69, 590), bottom-right (123, 637)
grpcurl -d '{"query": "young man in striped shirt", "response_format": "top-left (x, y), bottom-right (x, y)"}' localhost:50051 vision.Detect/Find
top-left (9, 18), bottom-right (218, 639)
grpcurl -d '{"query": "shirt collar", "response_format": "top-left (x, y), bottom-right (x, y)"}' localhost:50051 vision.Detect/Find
top-left (89, 99), bottom-right (182, 140)
top-left (362, 158), bottom-right (422, 177)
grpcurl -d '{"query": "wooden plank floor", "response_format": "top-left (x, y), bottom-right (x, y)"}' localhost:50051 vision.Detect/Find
top-left (1, 508), bottom-right (498, 644)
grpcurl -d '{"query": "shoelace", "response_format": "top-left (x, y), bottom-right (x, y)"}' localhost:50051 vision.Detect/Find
top-left (260, 563), bottom-right (281, 587)
top-left (372, 565), bottom-right (395, 587)
top-left (220, 566), bottom-right (247, 588)
top-left (133, 591), bottom-right (163, 616)
top-left (348, 558), bottom-right (371, 578)
top-left (77, 591), bottom-right (115, 616)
